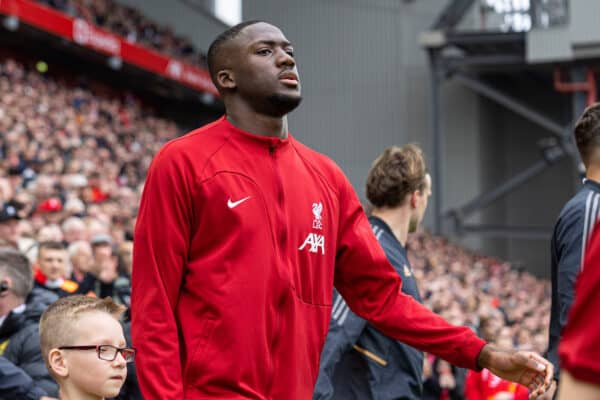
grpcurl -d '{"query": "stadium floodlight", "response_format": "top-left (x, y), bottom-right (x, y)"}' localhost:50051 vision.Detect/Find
top-left (2, 16), bottom-right (19, 32)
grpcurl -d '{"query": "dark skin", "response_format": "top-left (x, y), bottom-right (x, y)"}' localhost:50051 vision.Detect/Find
top-left (212, 22), bottom-right (301, 138)
top-left (211, 22), bottom-right (553, 399)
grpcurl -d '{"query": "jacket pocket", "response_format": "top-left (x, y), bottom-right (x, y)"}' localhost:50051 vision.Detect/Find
top-left (183, 318), bottom-right (217, 384)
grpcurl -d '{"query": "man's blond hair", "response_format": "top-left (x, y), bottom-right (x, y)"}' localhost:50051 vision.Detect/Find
top-left (39, 295), bottom-right (125, 371)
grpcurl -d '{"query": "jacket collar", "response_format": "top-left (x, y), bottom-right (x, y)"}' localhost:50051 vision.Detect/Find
top-left (221, 116), bottom-right (291, 152)
top-left (583, 178), bottom-right (600, 192)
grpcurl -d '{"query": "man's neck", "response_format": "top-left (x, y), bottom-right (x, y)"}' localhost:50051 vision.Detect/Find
top-left (0, 297), bottom-right (24, 319)
top-left (225, 102), bottom-right (288, 138)
top-left (371, 206), bottom-right (411, 247)
top-left (586, 166), bottom-right (600, 183)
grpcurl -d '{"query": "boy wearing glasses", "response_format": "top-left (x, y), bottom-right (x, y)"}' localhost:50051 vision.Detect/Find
top-left (39, 295), bottom-right (136, 400)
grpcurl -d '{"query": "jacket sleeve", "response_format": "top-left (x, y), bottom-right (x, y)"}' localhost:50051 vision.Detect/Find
top-left (131, 145), bottom-right (194, 400)
top-left (333, 174), bottom-right (486, 370)
top-left (548, 209), bottom-right (585, 380)
top-left (313, 291), bottom-right (367, 400)
top-left (3, 325), bottom-right (58, 397)
top-left (0, 356), bottom-right (48, 400)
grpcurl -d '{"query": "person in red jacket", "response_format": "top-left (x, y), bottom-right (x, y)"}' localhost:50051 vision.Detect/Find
top-left (557, 222), bottom-right (600, 399)
top-left (465, 368), bottom-right (530, 400)
top-left (465, 328), bottom-right (531, 400)
top-left (131, 20), bottom-right (554, 400)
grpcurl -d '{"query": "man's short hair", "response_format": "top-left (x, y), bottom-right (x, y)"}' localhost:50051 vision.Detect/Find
top-left (61, 216), bottom-right (85, 233)
top-left (0, 247), bottom-right (33, 298)
top-left (207, 20), bottom-right (265, 89)
top-left (366, 144), bottom-right (427, 208)
top-left (39, 295), bottom-right (125, 374)
top-left (38, 240), bottom-right (66, 257)
top-left (574, 102), bottom-right (600, 166)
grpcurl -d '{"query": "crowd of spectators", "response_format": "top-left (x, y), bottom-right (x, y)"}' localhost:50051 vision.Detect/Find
top-left (408, 234), bottom-right (551, 399)
top-left (0, 56), bottom-right (551, 399)
top-left (0, 57), bottom-right (179, 398)
top-left (35, 0), bottom-right (208, 67)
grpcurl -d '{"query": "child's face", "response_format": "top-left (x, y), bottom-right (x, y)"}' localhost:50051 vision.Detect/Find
top-left (63, 311), bottom-right (128, 398)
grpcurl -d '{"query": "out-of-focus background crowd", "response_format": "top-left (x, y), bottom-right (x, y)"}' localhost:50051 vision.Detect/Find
top-left (0, 56), bottom-right (551, 398)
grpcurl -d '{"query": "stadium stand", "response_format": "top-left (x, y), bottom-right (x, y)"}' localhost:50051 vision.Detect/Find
top-left (34, 0), bottom-right (207, 67)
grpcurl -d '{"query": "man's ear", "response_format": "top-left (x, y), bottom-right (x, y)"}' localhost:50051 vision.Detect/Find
top-left (410, 191), bottom-right (419, 209)
top-left (216, 69), bottom-right (236, 90)
top-left (48, 349), bottom-right (69, 378)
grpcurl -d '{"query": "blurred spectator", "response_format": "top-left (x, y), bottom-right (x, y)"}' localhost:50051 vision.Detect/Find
top-left (0, 248), bottom-right (58, 396)
top-left (0, 356), bottom-right (57, 400)
top-left (74, 233), bottom-right (130, 304)
top-left (37, 225), bottom-right (64, 243)
top-left (0, 201), bottom-right (22, 248)
top-left (33, 241), bottom-right (78, 297)
top-left (62, 216), bottom-right (86, 243)
top-left (423, 356), bottom-right (466, 400)
top-left (67, 240), bottom-right (93, 284)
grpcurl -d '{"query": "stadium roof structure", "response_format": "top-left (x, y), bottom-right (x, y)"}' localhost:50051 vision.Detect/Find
top-left (420, 0), bottom-right (600, 240)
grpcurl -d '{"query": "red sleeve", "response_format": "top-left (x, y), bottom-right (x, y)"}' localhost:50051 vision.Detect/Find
top-left (131, 145), bottom-right (194, 400)
top-left (464, 370), bottom-right (483, 400)
top-left (559, 222), bottom-right (600, 385)
top-left (333, 174), bottom-right (486, 370)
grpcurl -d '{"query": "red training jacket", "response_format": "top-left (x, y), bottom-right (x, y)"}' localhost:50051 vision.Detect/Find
top-left (560, 222), bottom-right (600, 385)
top-left (131, 116), bottom-right (486, 399)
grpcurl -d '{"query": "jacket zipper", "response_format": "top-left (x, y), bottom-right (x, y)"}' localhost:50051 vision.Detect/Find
top-left (267, 143), bottom-right (285, 396)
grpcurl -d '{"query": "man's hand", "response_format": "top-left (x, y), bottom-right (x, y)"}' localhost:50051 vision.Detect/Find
top-left (438, 372), bottom-right (456, 390)
top-left (537, 379), bottom-right (557, 400)
top-left (477, 344), bottom-right (554, 399)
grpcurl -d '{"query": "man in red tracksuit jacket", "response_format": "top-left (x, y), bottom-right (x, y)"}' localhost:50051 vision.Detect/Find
top-left (131, 21), bottom-right (553, 400)
top-left (465, 368), bottom-right (530, 400)
top-left (557, 222), bottom-right (600, 399)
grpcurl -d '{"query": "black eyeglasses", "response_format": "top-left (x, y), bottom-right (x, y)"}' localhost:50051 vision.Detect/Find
top-left (58, 345), bottom-right (136, 362)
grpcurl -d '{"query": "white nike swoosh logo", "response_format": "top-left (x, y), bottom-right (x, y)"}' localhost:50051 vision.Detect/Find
top-left (227, 196), bottom-right (251, 209)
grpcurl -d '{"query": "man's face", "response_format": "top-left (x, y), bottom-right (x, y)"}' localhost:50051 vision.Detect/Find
top-left (409, 174), bottom-right (432, 233)
top-left (38, 248), bottom-right (67, 281)
top-left (0, 219), bottom-right (19, 246)
top-left (65, 225), bottom-right (86, 243)
top-left (71, 246), bottom-right (93, 273)
top-left (225, 23), bottom-right (302, 116)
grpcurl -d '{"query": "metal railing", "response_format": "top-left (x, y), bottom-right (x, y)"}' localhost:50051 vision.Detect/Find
top-left (479, 0), bottom-right (568, 32)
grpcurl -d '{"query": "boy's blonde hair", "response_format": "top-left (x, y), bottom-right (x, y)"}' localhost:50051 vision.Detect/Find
top-left (39, 295), bottom-right (126, 372)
